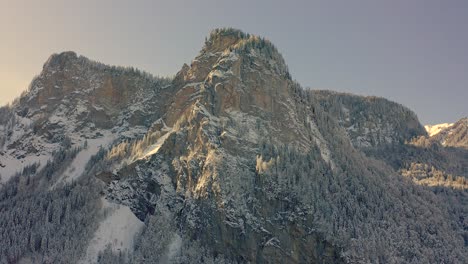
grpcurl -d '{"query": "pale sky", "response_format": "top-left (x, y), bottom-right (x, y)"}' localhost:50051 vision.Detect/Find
top-left (0, 0), bottom-right (467, 124)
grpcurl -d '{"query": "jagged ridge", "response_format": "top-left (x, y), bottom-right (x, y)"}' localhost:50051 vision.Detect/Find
top-left (0, 29), bottom-right (466, 264)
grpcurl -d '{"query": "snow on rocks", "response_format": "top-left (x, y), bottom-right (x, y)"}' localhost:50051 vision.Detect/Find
top-left (140, 130), bottom-right (174, 160)
top-left (225, 110), bottom-right (260, 143)
top-left (425, 123), bottom-right (454, 137)
top-left (0, 114), bottom-right (55, 183)
top-left (306, 116), bottom-right (336, 171)
top-left (52, 130), bottom-right (116, 188)
top-left (0, 152), bottom-right (51, 183)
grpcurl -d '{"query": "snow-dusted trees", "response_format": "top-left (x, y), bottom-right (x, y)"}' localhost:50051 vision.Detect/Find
top-left (205, 28), bottom-right (290, 79)
top-left (0, 136), bottom-right (104, 263)
top-left (0, 106), bottom-right (16, 148)
top-left (132, 213), bottom-right (174, 262)
top-left (97, 245), bottom-right (128, 264)
top-left (255, 141), bottom-right (467, 263)
top-left (0, 178), bottom-right (102, 263)
top-left (311, 90), bottom-right (426, 147)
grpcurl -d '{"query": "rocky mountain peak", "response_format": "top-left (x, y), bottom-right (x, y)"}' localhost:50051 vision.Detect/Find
top-left (203, 28), bottom-right (246, 52)
top-left (23, 51), bottom-right (96, 108)
top-left (182, 28), bottom-right (290, 81)
top-left (203, 28), bottom-right (279, 52)
top-left (0, 51), bottom-right (173, 184)
top-left (173, 29), bottom-right (291, 108)
top-left (21, 51), bottom-right (169, 114)
top-left (163, 29), bottom-right (307, 150)
top-left (42, 51), bottom-right (80, 71)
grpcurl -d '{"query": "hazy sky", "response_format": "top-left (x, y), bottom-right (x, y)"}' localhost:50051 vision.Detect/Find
top-left (1, 0), bottom-right (467, 124)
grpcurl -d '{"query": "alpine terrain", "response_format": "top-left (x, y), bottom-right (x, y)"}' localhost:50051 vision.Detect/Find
top-left (0, 28), bottom-right (466, 264)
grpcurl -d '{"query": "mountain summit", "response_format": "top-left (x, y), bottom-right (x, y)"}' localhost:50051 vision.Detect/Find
top-left (0, 29), bottom-right (466, 263)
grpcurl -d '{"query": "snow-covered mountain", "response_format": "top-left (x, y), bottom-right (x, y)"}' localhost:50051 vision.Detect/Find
top-left (0, 51), bottom-right (172, 184)
top-left (425, 117), bottom-right (468, 148)
top-left (0, 28), bottom-right (466, 263)
top-left (425, 123), bottom-right (454, 137)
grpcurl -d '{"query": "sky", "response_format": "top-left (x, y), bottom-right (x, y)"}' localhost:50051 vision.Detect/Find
top-left (0, 0), bottom-right (467, 125)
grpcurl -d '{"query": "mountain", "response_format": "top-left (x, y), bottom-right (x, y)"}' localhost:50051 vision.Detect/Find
top-left (425, 123), bottom-right (454, 137)
top-left (312, 91), bottom-right (468, 187)
top-left (314, 91), bottom-right (467, 189)
top-left (0, 28), bottom-right (466, 263)
top-left (0, 51), bottom-right (172, 184)
top-left (425, 118), bottom-right (468, 149)
top-left (312, 90), bottom-right (427, 149)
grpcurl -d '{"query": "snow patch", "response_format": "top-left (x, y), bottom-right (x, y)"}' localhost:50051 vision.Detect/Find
top-left (0, 153), bottom-right (50, 183)
top-left (52, 131), bottom-right (116, 187)
top-left (209, 69), bottom-right (232, 79)
top-left (166, 233), bottom-right (182, 262)
top-left (80, 199), bottom-right (144, 264)
top-left (7, 114), bottom-right (32, 144)
top-left (225, 110), bottom-right (260, 143)
top-left (306, 116), bottom-right (336, 171)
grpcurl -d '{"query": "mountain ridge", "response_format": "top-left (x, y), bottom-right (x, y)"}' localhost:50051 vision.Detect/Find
top-left (425, 117), bottom-right (467, 148)
top-left (0, 28), bottom-right (466, 263)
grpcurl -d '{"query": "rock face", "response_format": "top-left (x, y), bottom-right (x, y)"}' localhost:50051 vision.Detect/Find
top-left (0, 28), bottom-right (467, 263)
top-left (105, 29), bottom-right (346, 263)
top-left (0, 51), bottom-right (172, 183)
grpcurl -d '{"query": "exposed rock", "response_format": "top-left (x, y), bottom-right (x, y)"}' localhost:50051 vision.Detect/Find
top-left (0, 52), bottom-right (172, 182)
top-left (102, 29), bottom-right (466, 263)
top-left (0, 28), bottom-right (466, 264)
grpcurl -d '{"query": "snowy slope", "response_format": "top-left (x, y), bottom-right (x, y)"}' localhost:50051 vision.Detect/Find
top-left (425, 123), bottom-right (454, 137)
top-left (52, 131), bottom-right (116, 188)
top-left (425, 118), bottom-right (467, 148)
top-left (80, 199), bottom-right (144, 263)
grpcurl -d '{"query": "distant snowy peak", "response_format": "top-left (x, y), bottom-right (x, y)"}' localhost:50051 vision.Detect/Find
top-left (426, 117), bottom-right (467, 148)
top-left (424, 123), bottom-right (454, 137)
